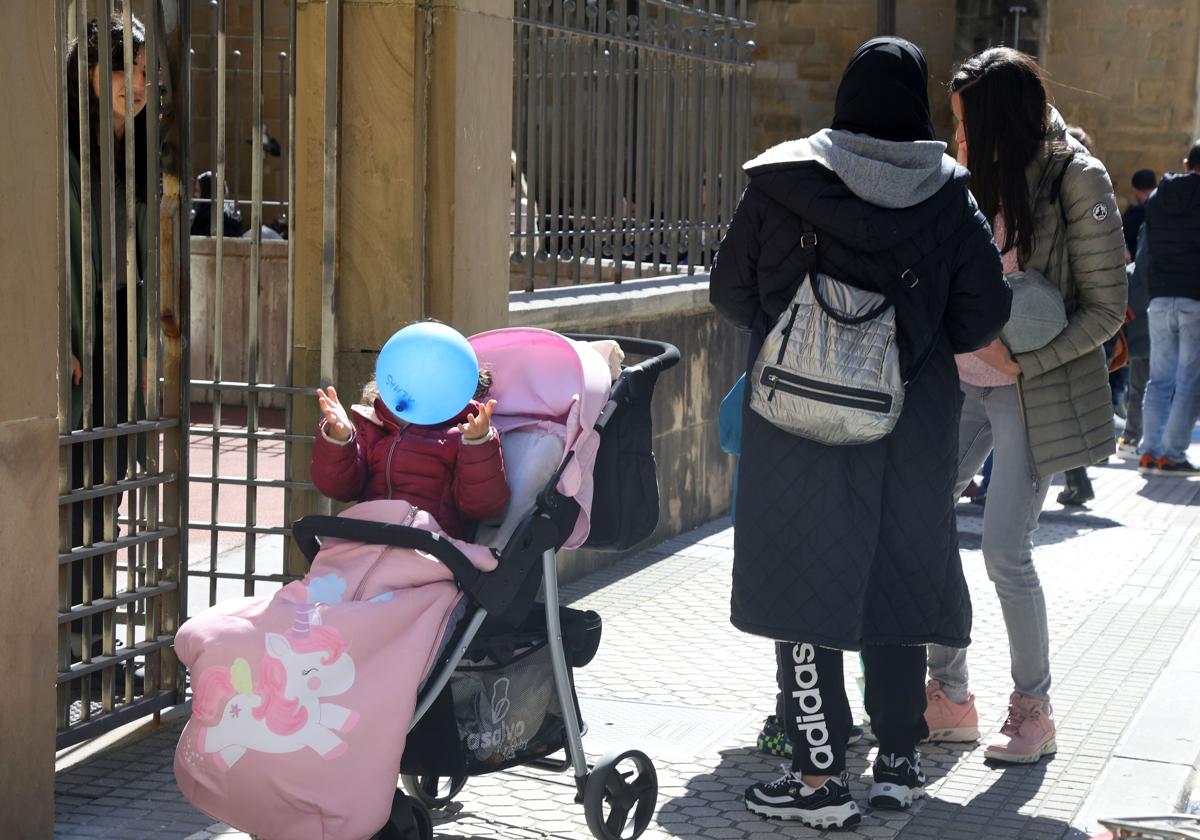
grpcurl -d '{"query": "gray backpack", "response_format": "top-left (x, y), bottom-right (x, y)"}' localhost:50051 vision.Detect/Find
top-left (750, 219), bottom-right (968, 445)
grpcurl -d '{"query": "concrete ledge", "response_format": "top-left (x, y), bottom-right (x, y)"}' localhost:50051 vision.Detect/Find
top-left (508, 272), bottom-right (711, 332)
top-left (1074, 609), bottom-right (1200, 833)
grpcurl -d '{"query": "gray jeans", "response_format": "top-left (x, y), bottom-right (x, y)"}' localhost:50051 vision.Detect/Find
top-left (929, 383), bottom-right (1053, 701)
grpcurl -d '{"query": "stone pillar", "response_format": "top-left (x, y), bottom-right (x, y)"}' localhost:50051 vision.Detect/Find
top-left (1043, 1), bottom-right (1200, 208)
top-left (0, 2), bottom-right (60, 836)
top-left (288, 0), bottom-right (513, 563)
top-left (424, 0), bottom-right (513, 334)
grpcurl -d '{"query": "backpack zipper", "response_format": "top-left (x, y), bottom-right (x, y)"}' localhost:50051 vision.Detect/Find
top-left (776, 303), bottom-right (802, 366)
top-left (761, 365), bottom-right (893, 413)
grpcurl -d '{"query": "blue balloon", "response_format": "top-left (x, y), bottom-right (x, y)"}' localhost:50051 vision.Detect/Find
top-left (375, 323), bottom-right (479, 426)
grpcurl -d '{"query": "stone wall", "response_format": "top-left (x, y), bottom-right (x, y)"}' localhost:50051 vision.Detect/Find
top-left (1042, 0), bottom-right (1200, 210)
top-left (896, 0), bottom-right (959, 143)
top-left (748, 0), bottom-right (959, 155)
top-left (747, 0), bottom-right (875, 153)
top-left (188, 238), bottom-right (290, 408)
top-left (748, 0), bottom-right (1200, 212)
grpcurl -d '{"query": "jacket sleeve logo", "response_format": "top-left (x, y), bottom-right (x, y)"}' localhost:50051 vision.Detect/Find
top-left (1091, 202), bottom-right (1109, 222)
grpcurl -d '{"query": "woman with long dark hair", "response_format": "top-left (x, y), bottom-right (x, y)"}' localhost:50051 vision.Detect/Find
top-left (923, 48), bottom-right (1126, 763)
top-left (711, 38), bottom-right (1010, 827)
top-left (65, 12), bottom-right (151, 664)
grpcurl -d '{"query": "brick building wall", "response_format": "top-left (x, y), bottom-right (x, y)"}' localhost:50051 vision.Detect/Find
top-left (747, 0), bottom-right (875, 153)
top-left (748, 0), bottom-right (958, 155)
top-left (748, 0), bottom-right (1200, 211)
top-left (1042, 0), bottom-right (1200, 209)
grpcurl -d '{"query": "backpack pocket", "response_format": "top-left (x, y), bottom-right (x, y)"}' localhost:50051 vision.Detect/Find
top-left (749, 272), bottom-right (905, 445)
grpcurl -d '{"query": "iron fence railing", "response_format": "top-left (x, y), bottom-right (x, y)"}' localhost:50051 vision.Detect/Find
top-left (56, 0), bottom-right (188, 748)
top-left (189, 0), bottom-right (291, 239)
top-left (510, 0), bottom-right (754, 291)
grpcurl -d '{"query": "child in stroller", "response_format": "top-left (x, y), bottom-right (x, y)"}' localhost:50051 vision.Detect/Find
top-left (174, 328), bottom-right (678, 840)
top-left (312, 325), bottom-right (510, 542)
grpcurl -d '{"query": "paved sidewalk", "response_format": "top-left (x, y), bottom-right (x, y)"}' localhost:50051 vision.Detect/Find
top-left (55, 455), bottom-right (1200, 840)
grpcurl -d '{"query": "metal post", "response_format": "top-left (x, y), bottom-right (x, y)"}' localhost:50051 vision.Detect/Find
top-left (209, 0), bottom-right (227, 607)
top-left (120, 0), bottom-right (138, 707)
top-left (232, 48), bottom-right (242, 222)
top-left (320, 0), bottom-right (341, 522)
top-left (283, 0), bottom-right (297, 550)
top-left (1010, 5), bottom-right (1028, 50)
top-left (142, 0), bottom-right (163, 697)
top-left (278, 50), bottom-right (287, 206)
top-left (878, 0), bottom-right (897, 36)
top-left (209, 0), bottom-right (218, 235)
top-left (95, 0), bottom-right (119, 715)
top-left (244, 0), bottom-right (265, 596)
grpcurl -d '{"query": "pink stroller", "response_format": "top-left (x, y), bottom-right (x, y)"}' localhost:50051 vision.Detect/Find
top-left (175, 328), bottom-right (679, 840)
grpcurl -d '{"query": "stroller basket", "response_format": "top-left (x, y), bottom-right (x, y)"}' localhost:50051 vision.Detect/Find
top-left (402, 607), bottom-right (601, 777)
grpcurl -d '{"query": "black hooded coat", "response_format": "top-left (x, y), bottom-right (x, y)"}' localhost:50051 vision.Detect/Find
top-left (710, 39), bottom-right (1012, 649)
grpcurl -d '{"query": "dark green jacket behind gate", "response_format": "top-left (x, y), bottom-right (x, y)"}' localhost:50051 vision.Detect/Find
top-left (67, 151), bottom-right (149, 431)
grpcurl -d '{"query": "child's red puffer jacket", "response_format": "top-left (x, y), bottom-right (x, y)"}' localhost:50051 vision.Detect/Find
top-left (311, 397), bottom-right (510, 539)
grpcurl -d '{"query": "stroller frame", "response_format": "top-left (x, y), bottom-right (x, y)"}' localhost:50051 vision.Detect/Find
top-left (291, 333), bottom-right (679, 840)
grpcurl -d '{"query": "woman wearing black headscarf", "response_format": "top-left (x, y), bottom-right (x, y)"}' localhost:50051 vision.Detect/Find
top-left (710, 38), bottom-right (1011, 827)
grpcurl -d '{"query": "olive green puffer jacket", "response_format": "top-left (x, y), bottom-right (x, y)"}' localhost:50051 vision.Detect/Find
top-left (1013, 114), bottom-right (1127, 478)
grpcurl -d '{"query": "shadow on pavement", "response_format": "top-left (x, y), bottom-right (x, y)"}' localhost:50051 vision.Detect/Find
top-left (903, 757), bottom-right (1090, 840)
top-left (660, 746), bottom-right (1086, 840)
top-left (1135, 475), bottom-right (1200, 506)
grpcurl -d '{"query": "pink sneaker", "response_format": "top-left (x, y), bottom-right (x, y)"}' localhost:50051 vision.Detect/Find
top-left (984, 692), bottom-right (1056, 764)
top-left (923, 680), bottom-right (980, 742)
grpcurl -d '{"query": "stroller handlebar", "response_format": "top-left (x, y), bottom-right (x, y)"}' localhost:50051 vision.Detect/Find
top-left (563, 332), bottom-right (681, 412)
top-left (292, 515), bottom-right (484, 589)
top-left (291, 512), bottom-right (563, 625)
top-left (563, 332), bottom-right (681, 374)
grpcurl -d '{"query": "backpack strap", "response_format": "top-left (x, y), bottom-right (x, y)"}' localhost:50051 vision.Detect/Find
top-left (799, 219), bottom-right (819, 280)
top-left (772, 220), bottom-right (822, 365)
top-left (885, 216), bottom-right (983, 384)
top-left (794, 211), bottom-right (984, 385)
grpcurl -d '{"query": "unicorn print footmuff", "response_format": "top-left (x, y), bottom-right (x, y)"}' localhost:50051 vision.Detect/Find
top-left (173, 500), bottom-right (496, 840)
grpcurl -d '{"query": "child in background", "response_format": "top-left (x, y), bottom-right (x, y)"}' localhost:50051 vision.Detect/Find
top-left (312, 372), bottom-right (510, 540)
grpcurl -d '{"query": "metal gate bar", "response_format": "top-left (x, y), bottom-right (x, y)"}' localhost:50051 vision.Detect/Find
top-left (509, 0), bottom-right (753, 292)
top-left (56, 0), bottom-right (186, 748)
top-left (185, 0), bottom-right (331, 616)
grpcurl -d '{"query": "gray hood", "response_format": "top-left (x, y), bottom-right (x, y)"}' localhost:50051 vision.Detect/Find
top-left (744, 129), bottom-right (958, 210)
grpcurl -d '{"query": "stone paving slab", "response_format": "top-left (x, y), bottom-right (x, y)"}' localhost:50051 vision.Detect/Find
top-left (55, 456), bottom-right (1200, 840)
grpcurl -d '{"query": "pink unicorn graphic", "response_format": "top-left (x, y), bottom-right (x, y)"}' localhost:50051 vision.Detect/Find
top-left (191, 597), bottom-right (359, 769)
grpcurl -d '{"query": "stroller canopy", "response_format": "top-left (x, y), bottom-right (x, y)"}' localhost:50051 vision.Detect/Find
top-left (469, 328), bottom-right (613, 548)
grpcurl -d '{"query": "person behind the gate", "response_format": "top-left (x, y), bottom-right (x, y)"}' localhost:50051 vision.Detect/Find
top-left (310, 327), bottom-right (511, 539)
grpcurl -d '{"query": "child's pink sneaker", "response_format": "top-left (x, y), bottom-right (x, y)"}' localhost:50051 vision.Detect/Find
top-left (984, 692), bottom-right (1056, 764)
top-left (923, 680), bottom-right (980, 742)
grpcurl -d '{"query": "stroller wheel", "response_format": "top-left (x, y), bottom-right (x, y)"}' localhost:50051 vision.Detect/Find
top-left (376, 791), bottom-right (434, 840)
top-left (583, 749), bottom-right (658, 840)
top-left (401, 773), bottom-right (467, 809)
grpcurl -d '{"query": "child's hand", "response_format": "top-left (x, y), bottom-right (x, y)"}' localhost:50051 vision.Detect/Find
top-left (317, 386), bottom-right (354, 442)
top-left (459, 399), bottom-right (497, 441)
